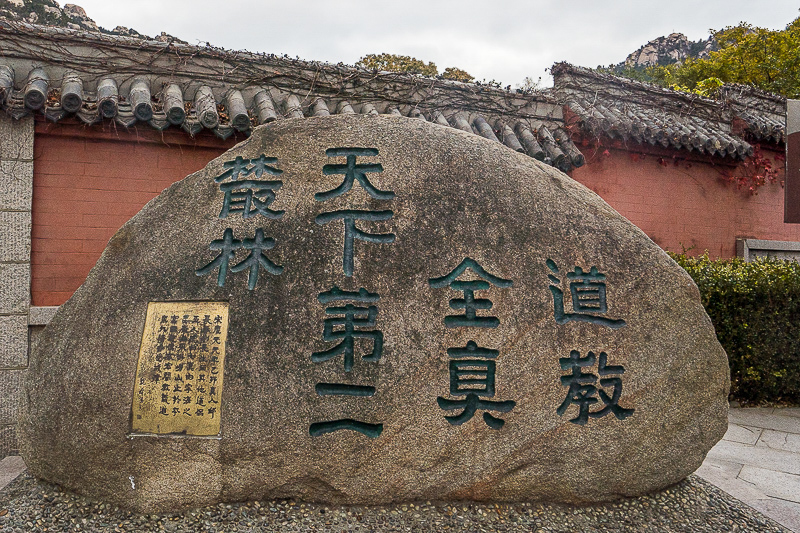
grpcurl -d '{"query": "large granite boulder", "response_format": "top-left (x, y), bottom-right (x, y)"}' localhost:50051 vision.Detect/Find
top-left (20, 114), bottom-right (729, 513)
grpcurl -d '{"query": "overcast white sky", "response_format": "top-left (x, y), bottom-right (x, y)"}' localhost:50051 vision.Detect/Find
top-left (71, 0), bottom-right (799, 87)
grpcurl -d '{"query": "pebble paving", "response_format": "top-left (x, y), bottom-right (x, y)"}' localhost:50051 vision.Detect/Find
top-left (0, 473), bottom-right (791, 532)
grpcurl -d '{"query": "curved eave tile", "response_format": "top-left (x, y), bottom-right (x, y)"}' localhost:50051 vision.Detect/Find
top-left (0, 64), bottom-right (578, 170)
top-left (566, 97), bottom-right (751, 161)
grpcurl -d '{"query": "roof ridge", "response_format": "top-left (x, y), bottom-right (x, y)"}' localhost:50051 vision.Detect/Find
top-left (550, 62), bottom-right (725, 114)
top-left (0, 20), bottom-right (551, 103)
top-left (0, 22), bottom-right (584, 172)
top-left (550, 62), bottom-right (786, 155)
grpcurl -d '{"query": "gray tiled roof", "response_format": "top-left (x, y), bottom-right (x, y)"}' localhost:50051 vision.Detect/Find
top-left (0, 21), bottom-right (583, 171)
top-left (720, 84), bottom-right (785, 144)
top-left (551, 63), bottom-right (787, 160)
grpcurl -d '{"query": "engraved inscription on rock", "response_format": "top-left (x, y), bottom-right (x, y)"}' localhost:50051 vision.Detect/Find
top-left (20, 115), bottom-right (729, 513)
top-left (131, 301), bottom-right (228, 436)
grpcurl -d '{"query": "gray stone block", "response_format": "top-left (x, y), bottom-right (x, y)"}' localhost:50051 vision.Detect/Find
top-left (739, 464), bottom-right (800, 503)
top-left (0, 315), bottom-right (27, 368)
top-left (0, 211), bottom-right (31, 261)
top-left (0, 115), bottom-right (33, 161)
top-left (0, 369), bottom-right (23, 425)
top-left (730, 408), bottom-right (800, 434)
top-left (28, 306), bottom-right (59, 326)
top-left (0, 263), bottom-right (29, 313)
top-left (0, 160), bottom-right (33, 211)
top-left (28, 325), bottom-right (45, 350)
top-left (723, 423), bottom-right (762, 445)
top-left (0, 425), bottom-right (18, 458)
top-left (707, 439), bottom-right (800, 475)
top-left (756, 429), bottom-right (800, 453)
top-left (0, 455), bottom-right (26, 489)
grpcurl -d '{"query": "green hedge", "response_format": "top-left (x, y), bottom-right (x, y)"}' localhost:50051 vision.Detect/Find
top-left (669, 252), bottom-right (800, 405)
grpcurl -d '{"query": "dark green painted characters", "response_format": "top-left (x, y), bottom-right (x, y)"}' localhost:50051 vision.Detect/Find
top-left (214, 155), bottom-right (284, 220)
top-left (557, 350), bottom-right (634, 425)
top-left (314, 148), bottom-right (396, 277)
top-left (315, 210), bottom-right (395, 277)
top-left (447, 340), bottom-right (498, 359)
top-left (195, 228), bottom-right (239, 287)
top-left (430, 260), bottom-right (516, 429)
top-left (429, 258), bottom-right (513, 329)
top-left (318, 286), bottom-right (379, 304)
top-left (309, 287), bottom-right (384, 437)
top-left (307, 149), bottom-right (395, 437)
top-left (195, 228), bottom-right (283, 290)
top-left (218, 180), bottom-right (284, 219)
top-left (197, 153), bottom-right (287, 290)
top-left (214, 155), bottom-right (282, 183)
top-left (230, 229), bottom-right (284, 290)
top-left (316, 148), bottom-right (395, 201)
top-left (309, 419), bottom-right (383, 438)
top-left (436, 341), bottom-right (516, 430)
top-left (311, 303), bottom-right (384, 372)
top-left (315, 383), bottom-right (376, 396)
top-left (547, 259), bottom-right (626, 329)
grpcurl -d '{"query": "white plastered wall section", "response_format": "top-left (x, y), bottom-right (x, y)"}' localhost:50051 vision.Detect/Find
top-left (0, 113), bottom-right (33, 458)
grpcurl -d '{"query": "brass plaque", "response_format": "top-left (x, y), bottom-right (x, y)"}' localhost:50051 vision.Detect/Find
top-left (131, 301), bottom-right (229, 436)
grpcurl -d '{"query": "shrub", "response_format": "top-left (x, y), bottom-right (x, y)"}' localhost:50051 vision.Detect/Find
top-left (669, 252), bottom-right (800, 405)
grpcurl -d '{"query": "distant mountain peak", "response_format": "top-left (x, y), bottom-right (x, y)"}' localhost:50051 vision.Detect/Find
top-left (624, 32), bottom-right (717, 68)
top-left (0, 0), bottom-right (187, 43)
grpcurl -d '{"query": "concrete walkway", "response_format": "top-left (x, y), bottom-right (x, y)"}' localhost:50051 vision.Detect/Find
top-left (696, 407), bottom-right (800, 532)
top-left (0, 408), bottom-right (798, 531)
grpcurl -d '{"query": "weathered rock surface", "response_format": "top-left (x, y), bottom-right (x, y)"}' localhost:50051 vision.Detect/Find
top-left (20, 114), bottom-right (729, 513)
top-left (623, 32), bottom-right (717, 68)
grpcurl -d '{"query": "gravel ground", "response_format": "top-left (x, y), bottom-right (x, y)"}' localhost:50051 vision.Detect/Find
top-left (0, 472), bottom-right (791, 532)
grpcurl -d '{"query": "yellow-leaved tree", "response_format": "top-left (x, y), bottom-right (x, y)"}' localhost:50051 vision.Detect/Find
top-left (651, 16), bottom-right (800, 98)
top-left (356, 54), bottom-right (474, 83)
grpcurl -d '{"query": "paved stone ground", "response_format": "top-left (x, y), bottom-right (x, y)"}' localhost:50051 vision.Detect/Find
top-left (695, 407), bottom-right (800, 532)
top-left (0, 472), bottom-right (790, 532)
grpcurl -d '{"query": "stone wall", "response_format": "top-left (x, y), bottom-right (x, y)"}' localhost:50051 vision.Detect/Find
top-left (0, 114), bottom-right (33, 457)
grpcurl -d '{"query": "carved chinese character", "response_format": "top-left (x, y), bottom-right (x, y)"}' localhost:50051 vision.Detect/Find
top-left (229, 228), bottom-right (284, 290)
top-left (195, 228), bottom-right (283, 289)
top-left (309, 287), bottom-right (384, 438)
top-left (315, 210), bottom-right (395, 277)
top-left (436, 341), bottom-right (516, 429)
top-left (547, 259), bottom-right (626, 329)
top-left (195, 228), bottom-right (240, 287)
top-left (311, 286), bottom-right (383, 372)
top-left (316, 148), bottom-right (394, 201)
top-left (309, 419), bottom-right (383, 438)
top-left (214, 156), bottom-right (250, 182)
top-left (218, 180), bottom-right (284, 219)
top-left (214, 155), bottom-right (284, 220)
top-left (314, 148), bottom-right (395, 277)
top-left (557, 350), bottom-right (634, 425)
top-left (214, 154), bottom-right (282, 182)
top-left (429, 257), bottom-right (513, 328)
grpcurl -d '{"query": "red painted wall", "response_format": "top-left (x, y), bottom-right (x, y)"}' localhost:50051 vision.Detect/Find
top-left (31, 124), bottom-right (800, 306)
top-left (31, 123), bottom-right (234, 306)
top-left (569, 146), bottom-right (800, 258)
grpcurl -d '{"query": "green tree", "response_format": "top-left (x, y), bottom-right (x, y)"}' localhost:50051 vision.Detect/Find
top-left (356, 54), bottom-right (438, 77)
top-left (649, 16), bottom-right (800, 98)
top-left (356, 54), bottom-right (473, 82)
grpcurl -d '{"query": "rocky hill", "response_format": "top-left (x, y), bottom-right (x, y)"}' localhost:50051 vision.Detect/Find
top-left (0, 0), bottom-right (185, 42)
top-left (624, 32), bottom-right (717, 68)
